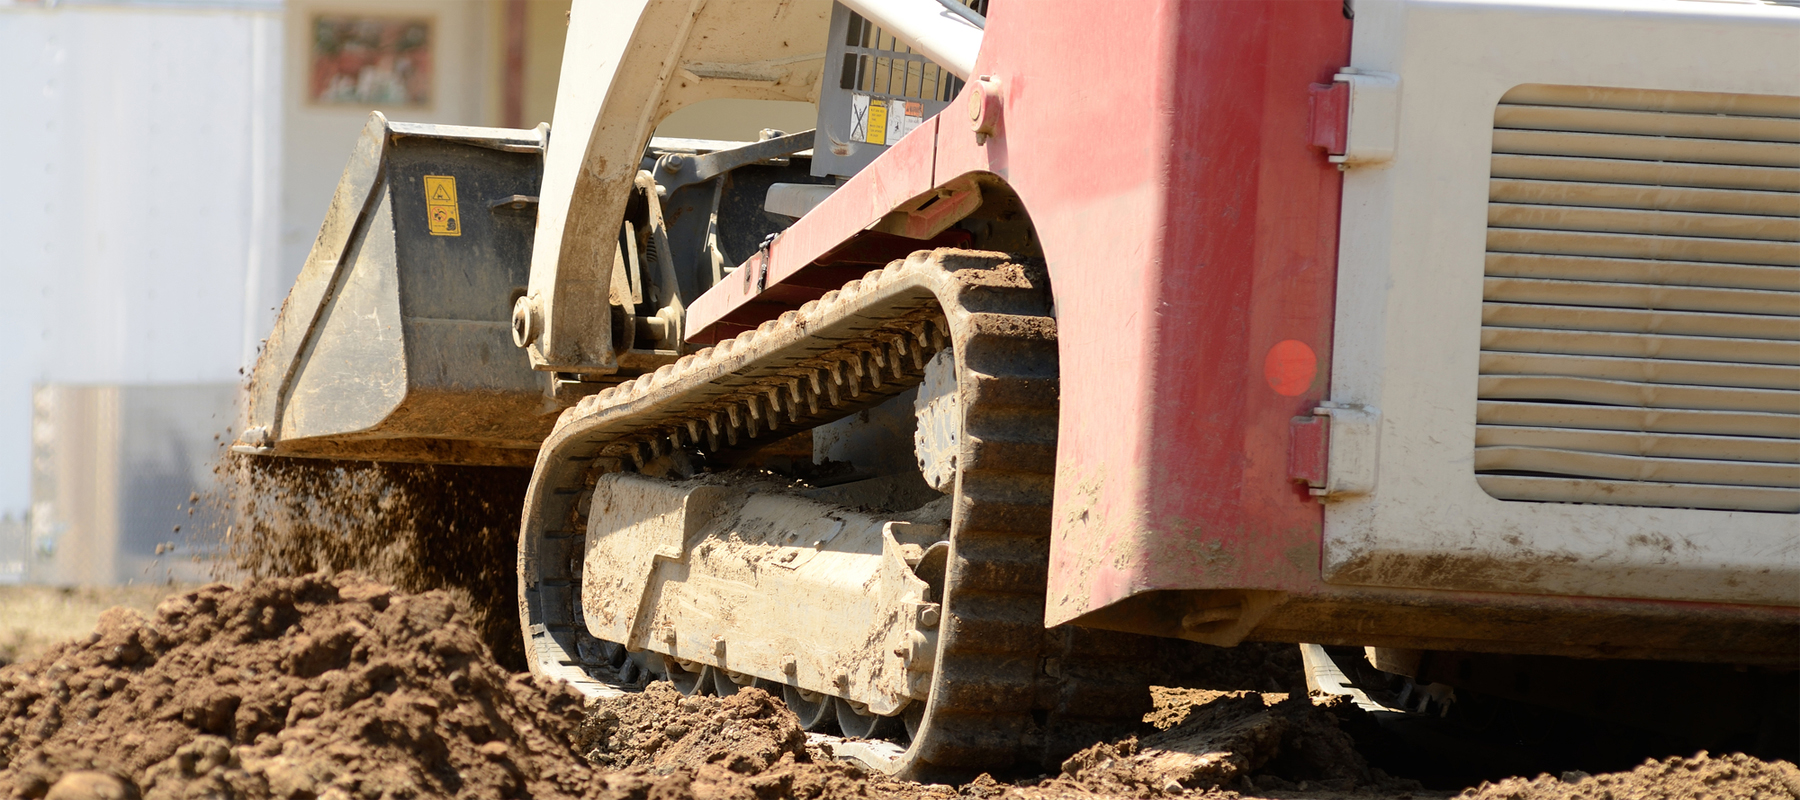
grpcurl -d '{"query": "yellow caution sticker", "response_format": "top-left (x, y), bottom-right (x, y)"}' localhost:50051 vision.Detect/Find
top-left (423, 175), bottom-right (461, 236)
top-left (864, 99), bottom-right (888, 146)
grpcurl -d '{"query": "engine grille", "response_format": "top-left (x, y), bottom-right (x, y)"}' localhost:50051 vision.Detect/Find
top-left (1475, 84), bottom-right (1800, 513)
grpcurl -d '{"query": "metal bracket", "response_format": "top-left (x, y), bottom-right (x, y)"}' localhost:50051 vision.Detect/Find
top-left (1308, 81), bottom-right (1350, 157)
top-left (869, 175), bottom-right (984, 240)
top-left (749, 232), bottom-right (779, 295)
top-left (488, 194), bottom-right (539, 213)
top-left (655, 129), bottom-right (817, 195)
top-left (1309, 401), bottom-right (1381, 499)
top-left (1288, 414), bottom-right (1329, 490)
top-left (1327, 70), bottom-right (1399, 168)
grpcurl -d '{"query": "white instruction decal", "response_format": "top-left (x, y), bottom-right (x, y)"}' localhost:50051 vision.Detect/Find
top-left (851, 95), bottom-right (924, 147)
top-left (850, 94), bottom-right (872, 144)
top-left (888, 100), bottom-right (924, 143)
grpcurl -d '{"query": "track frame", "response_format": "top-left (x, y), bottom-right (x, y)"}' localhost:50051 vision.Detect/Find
top-left (518, 249), bottom-right (1155, 778)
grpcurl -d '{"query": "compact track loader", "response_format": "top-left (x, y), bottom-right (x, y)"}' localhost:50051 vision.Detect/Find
top-left (238, 0), bottom-right (1799, 778)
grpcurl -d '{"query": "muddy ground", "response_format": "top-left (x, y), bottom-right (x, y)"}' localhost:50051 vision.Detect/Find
top-left (2, 454), bottom-right (1778, 798)
top-left (0, 573), bottom-right (1794, 800)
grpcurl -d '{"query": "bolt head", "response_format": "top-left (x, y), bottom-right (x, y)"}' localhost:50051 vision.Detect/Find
top-left (969, 75), bottom-right (1003, 142)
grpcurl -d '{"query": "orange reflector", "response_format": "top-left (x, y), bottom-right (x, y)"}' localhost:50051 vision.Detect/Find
top-left (1263, 340), bottom-right (1318, 397)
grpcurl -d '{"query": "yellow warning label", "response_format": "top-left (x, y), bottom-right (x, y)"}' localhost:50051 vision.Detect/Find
top-left (865, 101), bottom-right (888, 146)
top-left (423, 175), bottom-right (461, 236)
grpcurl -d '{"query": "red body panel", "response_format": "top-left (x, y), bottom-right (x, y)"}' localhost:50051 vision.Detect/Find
top-left (1031, 1), bottom-right (1350, 624)
top-left (688, 0), bottom-right (1352, 625)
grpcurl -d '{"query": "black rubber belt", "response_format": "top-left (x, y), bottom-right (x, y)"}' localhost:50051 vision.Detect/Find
top-left (517, 250), bottom-right (1154, 780)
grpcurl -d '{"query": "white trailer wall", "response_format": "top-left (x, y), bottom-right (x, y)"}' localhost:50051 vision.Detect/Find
top-left (0, 0), bottom-right (283, 547)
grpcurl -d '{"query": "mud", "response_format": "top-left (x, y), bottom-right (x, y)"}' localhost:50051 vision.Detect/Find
top-left (213, 454), bottom-right (531, 671)
top-left (568, 683), bottom-right (906, 800)
top-left (3, 574), bottom-right (1793, 800)
top-left (1055, 690), bottom-right (1417, 797)
top-left (0, 578), bottom-right (1358, 800)
top-left (574, 683), bottom-right (806, 774)
top-left (1458, 752), bottom-right (1800, 800)
top-left (0, 573), bottom-right (599, 799)
top-left (565, 676), bottom-right (1401, 800)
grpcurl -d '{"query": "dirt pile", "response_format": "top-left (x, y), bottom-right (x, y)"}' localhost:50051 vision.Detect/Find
top-left (575, 683), bottom-right (805, 773)
top-left (561, 678), bottom-right (1418, 800)
top-left (0, 573), bottom-right (601, 800)
top-left (4, 569), bottom-right (1775, 800)
top-left (1458, 752), bottom-right (1800, 800)
top-left (569, 683), bottom-right (914, 800)
top-left (1055, 689), bottom-right (1414, 797)
top-left (214, 454), bottom-right (531, 671)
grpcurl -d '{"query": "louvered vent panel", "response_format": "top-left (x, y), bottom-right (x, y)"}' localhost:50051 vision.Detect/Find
top-left (1476, 84), bottom-right (1800, 513)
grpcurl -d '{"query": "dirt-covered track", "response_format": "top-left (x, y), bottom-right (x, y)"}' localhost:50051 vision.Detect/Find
top-left (517, 249), bottom-right (1175, 779)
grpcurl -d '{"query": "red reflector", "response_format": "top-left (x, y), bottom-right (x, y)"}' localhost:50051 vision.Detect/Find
top-left (1263, 339), bottom-right (1319, 397)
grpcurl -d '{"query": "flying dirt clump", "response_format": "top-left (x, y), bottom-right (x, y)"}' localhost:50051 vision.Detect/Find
top-left (215, 453), bottom-right (532, 671)
top-left (0, 573), bottom-right (602, 800)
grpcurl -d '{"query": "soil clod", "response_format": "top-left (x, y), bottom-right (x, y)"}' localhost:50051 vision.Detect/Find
top-left (575, 683), bottom-right (808, 774)
top-left (1457, 752), bottom-right (1800, 800)
top-left (0, 573), bottom-right (600, 799)
top-left (1055, 689), bottom-right (1409, 796)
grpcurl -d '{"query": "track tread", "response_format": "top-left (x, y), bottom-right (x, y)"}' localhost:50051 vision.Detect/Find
top-left (518, 249), bottom-right (1155, 779)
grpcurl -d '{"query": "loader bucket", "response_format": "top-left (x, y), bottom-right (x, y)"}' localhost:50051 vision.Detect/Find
top-left (235, 113), bottom-right (555, 467)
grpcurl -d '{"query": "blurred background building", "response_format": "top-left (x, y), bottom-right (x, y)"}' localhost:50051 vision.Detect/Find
top-left (0, 0), bottom-right (815, 585)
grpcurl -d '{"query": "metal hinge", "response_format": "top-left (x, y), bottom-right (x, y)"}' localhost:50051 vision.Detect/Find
top-left (1289, 401), bottom-right (1381, 499)
top-left (1308, 69), bottom-right (1399, 169)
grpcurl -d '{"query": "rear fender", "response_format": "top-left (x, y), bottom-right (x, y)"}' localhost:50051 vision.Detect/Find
top-left (682, 0), bottom-right (1352, 643)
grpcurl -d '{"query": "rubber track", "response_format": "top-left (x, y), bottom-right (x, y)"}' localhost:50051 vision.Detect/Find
top-left (517, 250), bottom-right (1147, 779)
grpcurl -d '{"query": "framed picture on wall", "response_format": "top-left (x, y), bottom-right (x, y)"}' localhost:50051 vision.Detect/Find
top-left (309, 15), bottom-right (433, 108)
